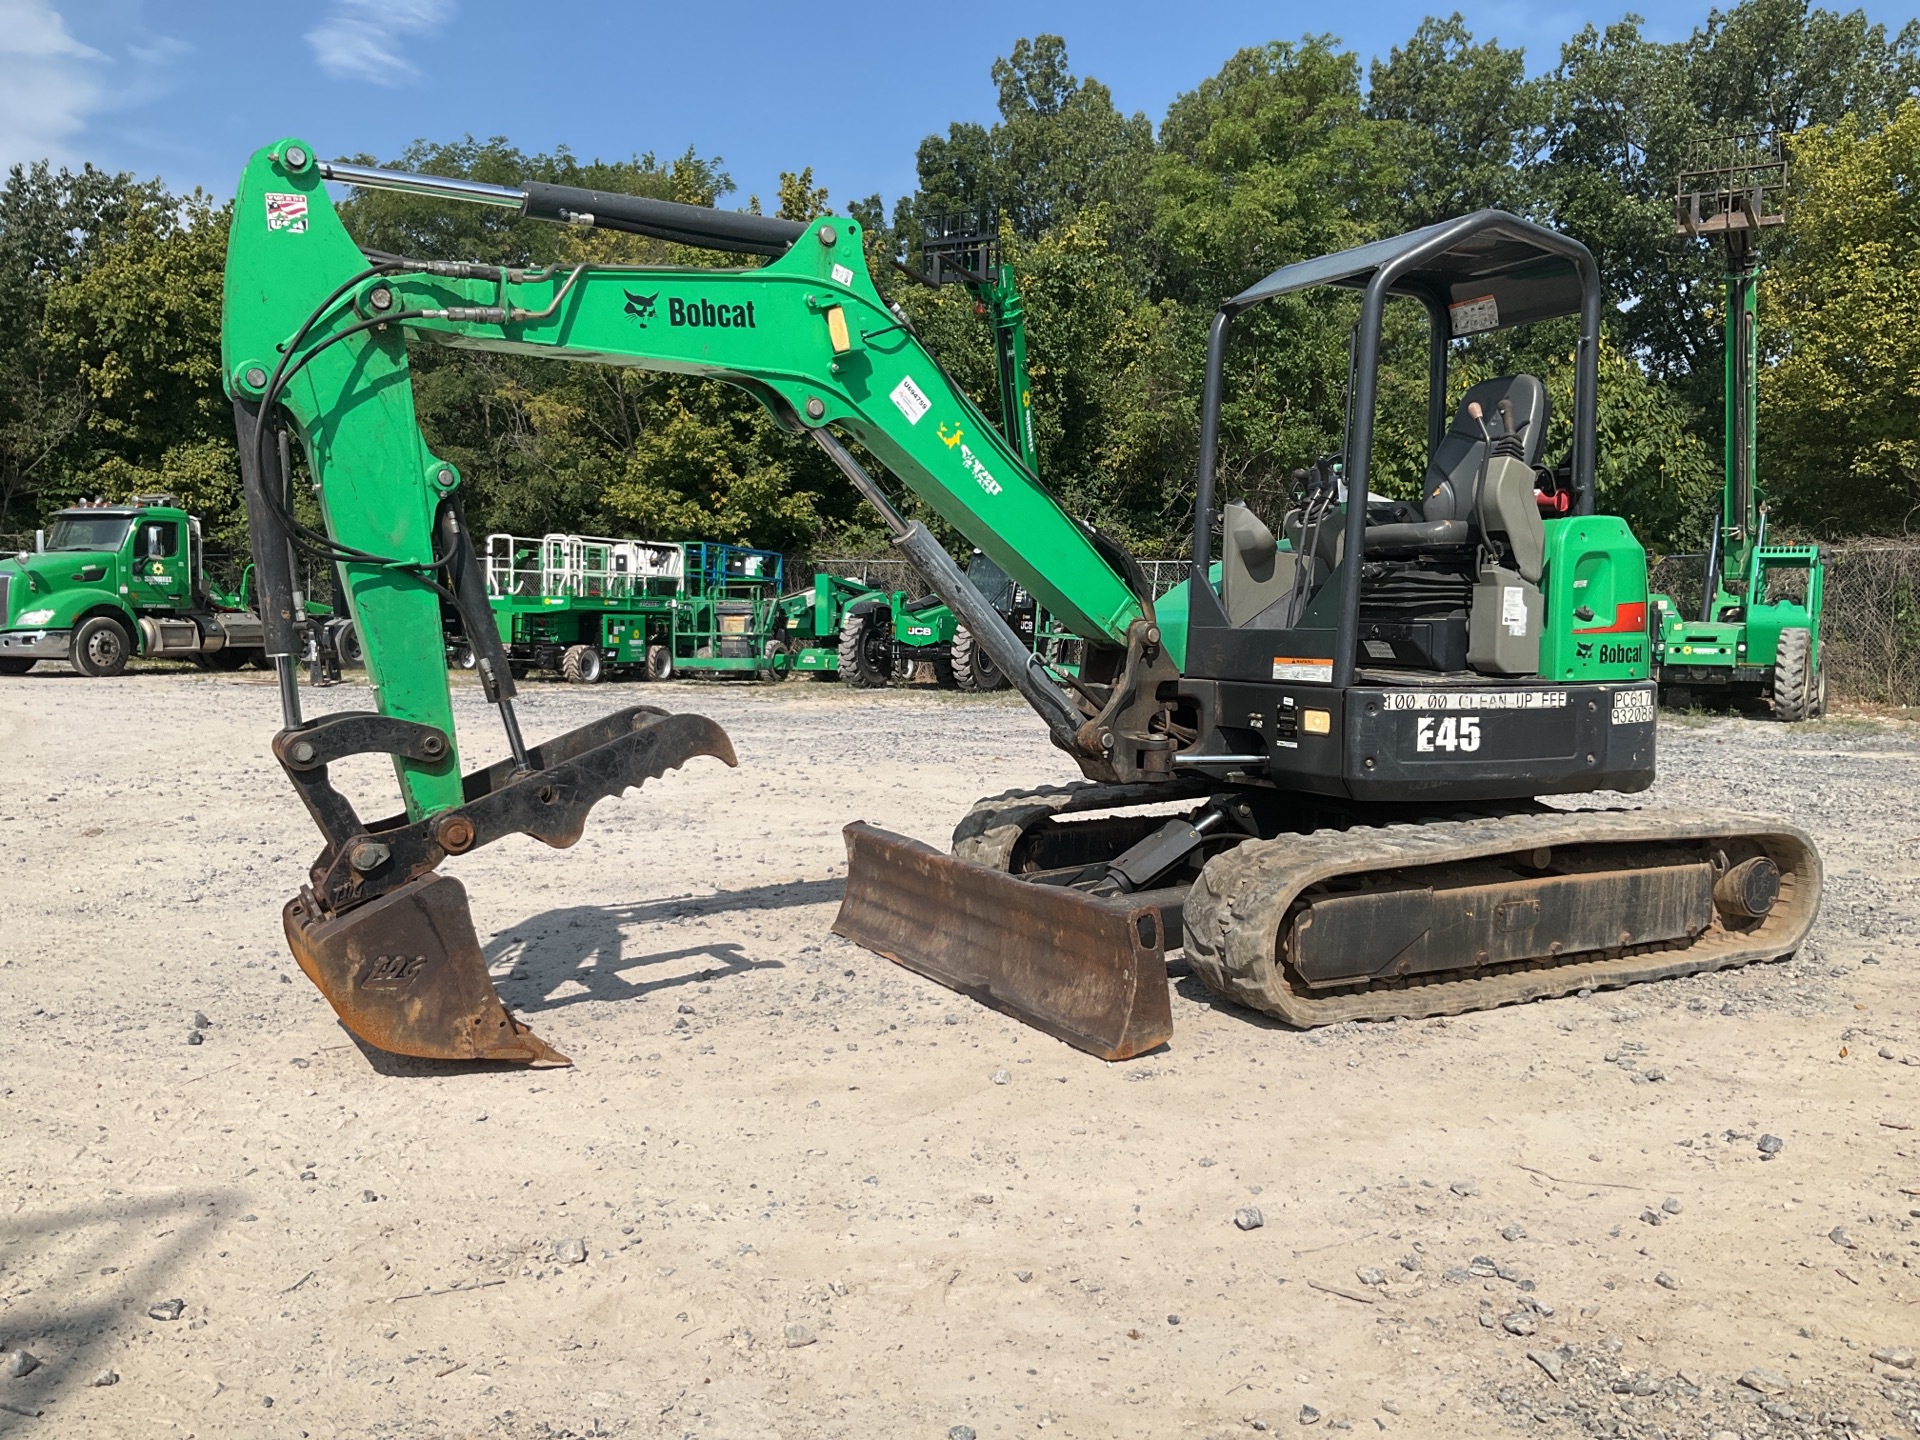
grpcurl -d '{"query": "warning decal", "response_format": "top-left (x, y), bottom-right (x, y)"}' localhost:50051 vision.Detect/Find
top-left (266, 192), bottom-right (309, 233)
top-left (1449, 293), bottom-right (1499, 336)
top-left (1272, 656), bottom-right (1334, 683)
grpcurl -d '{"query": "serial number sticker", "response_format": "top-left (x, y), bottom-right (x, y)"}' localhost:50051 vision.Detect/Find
top-left (1449, 293), bottom-right (1498, 336)
top-left (830, 262), bottom-right (855, 287)
top-left (265, 191), bottom-right (309, 233)
top-left (1382, 690), bottom-right (1568, 712)
top-left (1272, 656), bottom-right (1334, 683)
top-left (889, 375), bottom-right (932, 425)
top-left (1611, 688), bottom-right (1656, 725)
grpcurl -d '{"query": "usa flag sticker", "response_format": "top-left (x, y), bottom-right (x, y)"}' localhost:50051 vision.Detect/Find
top-left (265, 191), bottom-right (309, 233)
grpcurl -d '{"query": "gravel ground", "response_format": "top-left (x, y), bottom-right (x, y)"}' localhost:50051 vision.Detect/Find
top-left (0, 667), bottom-right (1917, 1440)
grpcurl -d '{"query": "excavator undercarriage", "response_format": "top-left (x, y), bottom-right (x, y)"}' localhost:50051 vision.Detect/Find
top-left (835, 786), bottom-right (1819, 1057)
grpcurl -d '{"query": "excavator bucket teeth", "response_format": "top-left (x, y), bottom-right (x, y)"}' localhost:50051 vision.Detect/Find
top-left (833, 822), bottom-right (1174, 1061)
top-left (286, 872), bottom-right (568, 1065)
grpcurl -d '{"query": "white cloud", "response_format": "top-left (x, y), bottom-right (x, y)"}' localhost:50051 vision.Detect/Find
top-left (0, 0), bottom-right (109, 169)
top-left (305, 0), bottom-right (454, 85)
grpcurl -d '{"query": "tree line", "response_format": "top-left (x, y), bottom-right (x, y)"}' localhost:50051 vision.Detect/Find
top-left (0, 0), bottom-right (1915, 566)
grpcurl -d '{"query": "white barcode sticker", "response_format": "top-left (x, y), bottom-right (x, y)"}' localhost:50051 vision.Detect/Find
top-left (889, 375), bottom-right (931, 425)
top-left (831, 263), bottom-right (855, 287)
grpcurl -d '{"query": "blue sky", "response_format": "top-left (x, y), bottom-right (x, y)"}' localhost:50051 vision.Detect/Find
top-left (4, 1), bottom-right (1914, 210)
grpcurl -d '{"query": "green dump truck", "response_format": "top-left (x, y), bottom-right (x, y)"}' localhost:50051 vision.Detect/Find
top-left (0, 497), bottom-right (272, 676)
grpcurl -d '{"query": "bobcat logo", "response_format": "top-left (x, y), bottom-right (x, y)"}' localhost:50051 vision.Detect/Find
top-left (623, 290), bottom-right (659, 325)
top-left (1576, 641), bottom-right (1594, 661)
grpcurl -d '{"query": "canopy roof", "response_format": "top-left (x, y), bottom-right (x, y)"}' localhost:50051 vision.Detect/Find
top-left (1228, 210), bottom-right (1594, 331)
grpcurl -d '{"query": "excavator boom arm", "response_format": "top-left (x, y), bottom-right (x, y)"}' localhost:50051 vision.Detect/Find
top-left (222, 142), bottom-right (1145, 669)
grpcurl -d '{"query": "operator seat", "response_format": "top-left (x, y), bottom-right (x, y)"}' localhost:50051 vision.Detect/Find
top-left (1363, 373), bottom-right (1550, 582)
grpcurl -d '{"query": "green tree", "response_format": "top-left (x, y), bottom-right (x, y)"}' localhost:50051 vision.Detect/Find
top-left (908, 35), bottom-right (1155, 248)
top-left (1366, 14), bottom-right (1544, 226)
top-left (1761, 100), bottom-right (1920, 531)
top-left (0, 162), bottom-right (169, 531)
top-left (37, 192), bottom-right (243, 545)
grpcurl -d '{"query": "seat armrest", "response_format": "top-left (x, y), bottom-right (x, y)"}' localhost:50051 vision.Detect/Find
top-left (1364, 519), bottom-right (1470, 550)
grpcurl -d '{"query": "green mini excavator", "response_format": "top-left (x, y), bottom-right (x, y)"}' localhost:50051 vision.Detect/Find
top-left (221, 139), bottom-right (1820, 1065)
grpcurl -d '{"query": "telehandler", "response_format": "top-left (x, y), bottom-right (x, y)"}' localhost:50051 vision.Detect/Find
top-left (221, 139), bottom-right (1820, 1065)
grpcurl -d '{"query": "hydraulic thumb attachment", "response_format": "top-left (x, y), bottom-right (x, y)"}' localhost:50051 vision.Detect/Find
top-left (275, 706), bottom-right (737, 1064)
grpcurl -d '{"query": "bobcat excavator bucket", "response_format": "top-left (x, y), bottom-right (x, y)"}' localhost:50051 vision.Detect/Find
top-left (276, 705), bottom-right (736, 1065)
top-left (833, 822), bottom-right (1176, 1060)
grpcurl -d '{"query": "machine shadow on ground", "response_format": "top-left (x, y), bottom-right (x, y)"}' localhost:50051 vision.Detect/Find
top-left (0, 1189), bottom-right (234, 1434)
top-left (479, 876), bottom-right (845, 1014)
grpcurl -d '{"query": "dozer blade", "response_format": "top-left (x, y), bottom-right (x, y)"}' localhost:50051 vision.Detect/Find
top-left (286, 872), bottom-right (568, 1065)
top-left (833, 822), bottom-right (1175, 1060)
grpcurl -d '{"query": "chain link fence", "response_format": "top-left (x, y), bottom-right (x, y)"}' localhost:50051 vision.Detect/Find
top-left (826, 544), bottom-right (1920, 707)
top-left (814, 554), bottom-right (1196, 598)
top-left (1652, 542), bottom-right (1920, 706)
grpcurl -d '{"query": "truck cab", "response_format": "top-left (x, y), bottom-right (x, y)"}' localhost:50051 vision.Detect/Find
top-left (0, 497), bottom-right (267, 677)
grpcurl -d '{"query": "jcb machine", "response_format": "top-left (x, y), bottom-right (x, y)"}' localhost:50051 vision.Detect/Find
top-left (222, 139), bottom-right (1820, 1065)
top-left (1651, 139), bottom-right (1827, 719)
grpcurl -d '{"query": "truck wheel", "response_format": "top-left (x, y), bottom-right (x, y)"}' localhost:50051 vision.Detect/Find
top-left (837, 610), bottom-right (894, 688)
top-left (950, 626), bottom-right (1007, 692)
top-left (329, 620), bottom-right (363, 668)
top-left (761, 638), bottom-right (791, 680)
top-left (0, 657), bottom-right (35, 676)
top-left (448, 640), bottom-right (477, 671)
top-left (561, 644), bottom-right (604, 684)
top-left (70, 616), bottom-right (131, 677)
top-left (194, 648), bottom-right (251, 671)
top-left (644, 644), bottom-right (673, 681)
top-left (1772, 628), bottom-right (1814, 722)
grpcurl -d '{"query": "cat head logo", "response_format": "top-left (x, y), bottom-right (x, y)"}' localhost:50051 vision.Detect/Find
top-left (1576, 641), bottom-right (1594, 661)
top-left (937, 421), bottom-right (965, 449)
top-left (623, 290), bottom-right (659, 325)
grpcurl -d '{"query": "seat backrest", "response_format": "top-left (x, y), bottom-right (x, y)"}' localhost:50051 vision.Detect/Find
top-left (1422, 374), bottom-right (1549, 524)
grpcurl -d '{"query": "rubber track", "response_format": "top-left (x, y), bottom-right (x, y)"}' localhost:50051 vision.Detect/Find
top-left (951, 780), bottom-right (1213, 870)
top-left (1182, 809), bottom-right (1822, 1026)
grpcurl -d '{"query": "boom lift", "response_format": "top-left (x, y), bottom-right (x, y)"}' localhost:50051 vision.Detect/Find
top-left (222, 139), bottom-right (1821, 1066)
